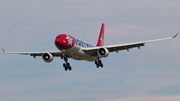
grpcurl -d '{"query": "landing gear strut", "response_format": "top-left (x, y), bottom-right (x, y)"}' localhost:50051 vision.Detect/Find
top-left (62, 53), bottom-right (71, 71)
top-left (95, 57), bottom-right (103, 68)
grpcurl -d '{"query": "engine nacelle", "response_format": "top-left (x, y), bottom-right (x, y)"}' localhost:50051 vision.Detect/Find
top-left (42, 52), bottom-right (54, 63)
top-left (97, 47), bottom-right (109, 57)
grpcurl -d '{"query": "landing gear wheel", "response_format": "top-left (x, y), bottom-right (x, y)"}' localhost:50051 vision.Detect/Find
top-left (63, 63), bottom-right (71, 71)
top-left (69, 66), bottom-right (72, 71)
top-left (95, 61), bottom-right (97, 65)
top-left (96, 64), bottom-right (99, 68)
top-left (67, 63), bottom-right (70, 67)
top-left (65, 67), bottom-right (68, 71)
top-left (63, 63), bottom-right (66, 67)
top-left (95, 59), bottom-right (103, 68)
top-left (100, 63), bottom-right (103, 68)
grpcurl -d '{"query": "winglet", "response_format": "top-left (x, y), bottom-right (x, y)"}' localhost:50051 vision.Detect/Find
top-left (173, 33), bottom-right (179, 38)
top-left (2, 48), bottom-right (5, 53)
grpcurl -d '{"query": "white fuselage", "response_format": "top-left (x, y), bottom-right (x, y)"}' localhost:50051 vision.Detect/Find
top-left (64, 38), bottom-right (98, 61)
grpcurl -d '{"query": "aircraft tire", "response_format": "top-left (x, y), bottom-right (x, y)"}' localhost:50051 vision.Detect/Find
top-left (97, 64), bottom-right (99, 68)
top-left (95, 61), bottom-right (97, 65)
top-left (101, 63), bottom-right (103, 68)
top-left (63, 63), bottom-right (66, 67)
top-left (69, 66), bottom-right (72, 71)
top-left (65, 67), bottom-right (68, 71)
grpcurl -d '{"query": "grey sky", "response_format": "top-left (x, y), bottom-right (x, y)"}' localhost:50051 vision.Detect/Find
top-left (0, 0), bottom-right (180, 101)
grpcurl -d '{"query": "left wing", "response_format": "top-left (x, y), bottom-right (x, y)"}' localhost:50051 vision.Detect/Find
top-left (82, 33), bottom-right (179, 55)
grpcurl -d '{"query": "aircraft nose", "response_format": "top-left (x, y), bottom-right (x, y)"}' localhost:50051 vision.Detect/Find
top-left (55, 34), bottom-right (75, 50)
top-left (55, 38), bottom-right (67, 50)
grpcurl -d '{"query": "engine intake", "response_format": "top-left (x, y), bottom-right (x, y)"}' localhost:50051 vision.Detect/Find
top-left (42, 52), bottom-right (54, 63)
top-left (97, 47), bottom-right (109, 57)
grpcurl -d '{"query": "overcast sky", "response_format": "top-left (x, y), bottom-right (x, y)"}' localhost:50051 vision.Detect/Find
top-left (1, 0), bottom-right (180, 101)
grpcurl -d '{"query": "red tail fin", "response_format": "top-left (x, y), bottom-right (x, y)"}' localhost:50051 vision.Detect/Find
top-left (96, 23), bottom-right (104, 47)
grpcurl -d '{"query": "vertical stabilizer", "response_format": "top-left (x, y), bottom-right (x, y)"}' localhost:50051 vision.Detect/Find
top-left (96, 23), bottom-right (104, 47)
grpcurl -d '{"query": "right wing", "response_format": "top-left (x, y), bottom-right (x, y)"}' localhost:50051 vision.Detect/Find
top-left (82, 33), bottom-right (179, 55)
top-left (2, 49), bottom-right (72, 58)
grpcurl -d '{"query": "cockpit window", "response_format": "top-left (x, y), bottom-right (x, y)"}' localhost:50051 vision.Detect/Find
top-left (56, 36), bottom-right (64, 39)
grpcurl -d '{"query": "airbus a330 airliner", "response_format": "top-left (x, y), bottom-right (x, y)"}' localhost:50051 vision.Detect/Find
top-left (2, 23), bottom-right (178, 71)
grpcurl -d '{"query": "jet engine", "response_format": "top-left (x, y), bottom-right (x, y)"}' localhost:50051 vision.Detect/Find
top-left (97, 47), bottom-right (109, 57)
top-left (42, 52), bottom-right (54, 63)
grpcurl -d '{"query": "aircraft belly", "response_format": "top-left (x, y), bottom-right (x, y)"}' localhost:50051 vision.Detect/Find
top-left (68, 45), bottom-right (97, 61)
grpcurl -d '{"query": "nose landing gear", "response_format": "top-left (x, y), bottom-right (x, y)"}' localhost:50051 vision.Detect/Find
top-left (62, 53), bottom-right (71, 71)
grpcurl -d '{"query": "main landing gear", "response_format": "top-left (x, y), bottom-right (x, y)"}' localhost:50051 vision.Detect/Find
top-left (95, 58), bottom-right (103, 68)
top-left (62, 54), bottom-right (72, 71)
top-left (62, 52), bottom-right (103, 71)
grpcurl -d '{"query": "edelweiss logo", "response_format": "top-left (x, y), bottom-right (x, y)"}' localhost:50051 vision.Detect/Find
top-left (66, 35), bottom-right (73, 46)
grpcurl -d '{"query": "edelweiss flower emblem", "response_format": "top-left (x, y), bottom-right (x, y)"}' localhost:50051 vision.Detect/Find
top-left (66, 35), bottom-right (73, 46)
top-left (100, 37), bottom-right (104, 45)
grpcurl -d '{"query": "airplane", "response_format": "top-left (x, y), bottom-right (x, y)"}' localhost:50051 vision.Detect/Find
top-left (2, 23), bottom-right (179, 71)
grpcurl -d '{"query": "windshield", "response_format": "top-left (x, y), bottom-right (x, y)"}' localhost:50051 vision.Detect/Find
top-left (56, 36), bottom-right (64, 39)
